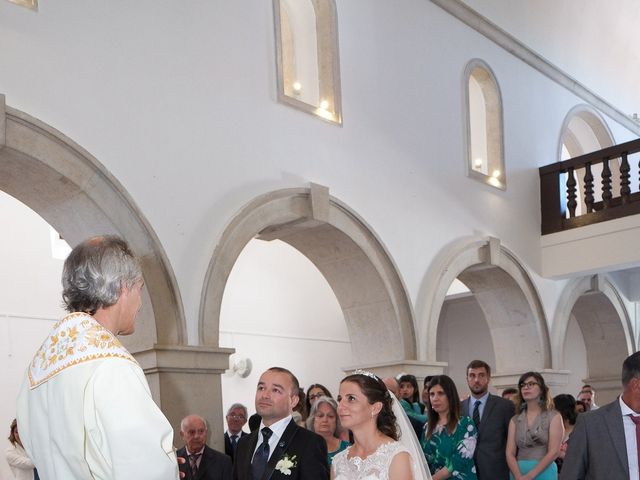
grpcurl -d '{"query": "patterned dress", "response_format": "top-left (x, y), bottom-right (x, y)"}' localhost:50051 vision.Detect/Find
top-left (421, 416), bottom-right (478, 479)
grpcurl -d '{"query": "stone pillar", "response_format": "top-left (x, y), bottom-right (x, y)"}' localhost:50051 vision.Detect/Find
top-left (135, 345), bottom-right (234, 451)
top-left (343, 360), bottom-right (447, 384)
top-left (491, 369), bottom-right (570, 393)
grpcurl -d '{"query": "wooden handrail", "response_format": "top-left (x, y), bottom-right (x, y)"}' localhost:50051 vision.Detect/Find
top-left (539, 138), bottom-right (640, 235)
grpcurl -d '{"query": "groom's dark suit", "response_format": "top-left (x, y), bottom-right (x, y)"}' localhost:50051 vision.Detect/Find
top-left (461, 394), bottom-right (514, 480)
top-left (177, 445), bottom-right (233, 480)
top-left (232, 418), bottom-right (328, 480)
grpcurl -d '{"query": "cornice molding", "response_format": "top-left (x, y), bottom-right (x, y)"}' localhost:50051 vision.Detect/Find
top-left (431, 0), bottom-right (640, 136)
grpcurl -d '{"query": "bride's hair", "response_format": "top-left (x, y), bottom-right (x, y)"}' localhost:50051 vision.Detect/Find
top-left (341, 373), bottom-right (399, 440)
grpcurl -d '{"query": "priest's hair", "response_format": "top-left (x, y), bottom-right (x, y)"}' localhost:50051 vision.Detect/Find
top-left (62, 235), bottom-right (142, 315)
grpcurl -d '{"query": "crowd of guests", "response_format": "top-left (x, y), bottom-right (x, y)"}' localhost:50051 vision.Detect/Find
top-left (4, 366), bottom-right (603, 480)
top-left (184, 360), bottom-right (597, 480)
top-left (7, 236), bottom-right (637, 480)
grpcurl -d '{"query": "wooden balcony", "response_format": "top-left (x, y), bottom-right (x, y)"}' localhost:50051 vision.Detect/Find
top-left (539, 139), bottom-right (640, 235)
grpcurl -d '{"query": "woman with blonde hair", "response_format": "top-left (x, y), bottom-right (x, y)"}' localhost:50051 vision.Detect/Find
top-left (506, 372), bottom-right (563, 480)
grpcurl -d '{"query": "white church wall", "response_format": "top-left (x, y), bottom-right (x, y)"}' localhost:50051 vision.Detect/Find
top-left (0, 191), bottom-right (64, 480)
top-left (0, 0), bottom-right (637, 372)
top-left (436, 295), bottom-right (496, 395)
top-left (219, 239), bottom-right (351, 429)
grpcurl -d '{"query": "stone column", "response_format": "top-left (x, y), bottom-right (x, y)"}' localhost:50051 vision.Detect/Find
top-left (135, 345), bottom-right (234, 451)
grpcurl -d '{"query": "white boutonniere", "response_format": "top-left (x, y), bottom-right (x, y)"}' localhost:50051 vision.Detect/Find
top-left (275, 454), bottom-right (298, 475)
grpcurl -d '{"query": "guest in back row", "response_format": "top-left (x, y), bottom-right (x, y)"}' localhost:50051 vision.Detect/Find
top-left (422, 375), bottom-right (478, 479)
top-left (6, 419), bottom-right (39, 480)
top-left (506, 372), bottom-right (563, 480)
top-left (224, 404), bottom-right (249, 463)
top-left (399, 374), bottom-right (428, 426)
top-left (178, 414), bottom-right (232, 480)
top-left (307, 396), bottom-right (350, 465)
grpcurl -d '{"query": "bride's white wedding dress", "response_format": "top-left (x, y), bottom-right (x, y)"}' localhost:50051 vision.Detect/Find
top-left (332, 442), bottom-right (413, 480)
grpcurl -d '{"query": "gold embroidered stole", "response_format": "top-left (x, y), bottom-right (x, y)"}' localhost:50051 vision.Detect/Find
top-left (28, 312), bottom-right (137, 389)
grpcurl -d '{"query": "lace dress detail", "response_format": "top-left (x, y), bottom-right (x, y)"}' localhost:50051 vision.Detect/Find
top-left (332, 441), bottom-right (413, 480)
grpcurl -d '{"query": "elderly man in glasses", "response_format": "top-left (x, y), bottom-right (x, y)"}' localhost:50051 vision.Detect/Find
top-left (224, 404), bottom-right (249, 463)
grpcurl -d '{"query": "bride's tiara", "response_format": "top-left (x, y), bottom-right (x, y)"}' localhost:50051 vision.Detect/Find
top-left (353, 369), bottom-right (380, 381)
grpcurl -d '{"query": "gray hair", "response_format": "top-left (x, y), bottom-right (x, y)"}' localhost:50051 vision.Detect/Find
top-left (306, 395), bottom-right (342, 437)
top-left (62, 236), bottom-right (142, 315)
top-left (180, 414), bottom-right (208, 432)
top-left (226, 403), bottom-right (248, 417)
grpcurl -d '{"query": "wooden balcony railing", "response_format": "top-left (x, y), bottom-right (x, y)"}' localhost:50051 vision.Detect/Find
top-left (539, 139), bottom-right (640, 235)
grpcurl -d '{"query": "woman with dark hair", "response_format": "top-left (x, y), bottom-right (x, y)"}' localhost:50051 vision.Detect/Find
top-left (332, 370), bottom-right (431, 479)
top-left (421, 375), bottom-right (478, 479)
top-left (506, 372), bottom-right (563, 480)
top-left (6, 419), bottom-right (39, 480)
top-left (575, 400), bottom-right (587, 414)
top-left (399, 374), bottom-right (428, 426)
top-left (307, 396), bottom-right (350, 465)
top-left (306, 383), bottom-right (333, 416)
top-left (552, 394), bottom-right (577, 472)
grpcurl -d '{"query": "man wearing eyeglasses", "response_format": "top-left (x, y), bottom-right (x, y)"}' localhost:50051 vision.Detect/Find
top-left (224, 404), bottom-right (249, 463)
top-left (462, 359), bottom-right (515, 480)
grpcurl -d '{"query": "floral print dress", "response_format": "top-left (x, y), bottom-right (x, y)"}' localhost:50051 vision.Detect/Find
top-left (421, 415), bottom-right (478, 479)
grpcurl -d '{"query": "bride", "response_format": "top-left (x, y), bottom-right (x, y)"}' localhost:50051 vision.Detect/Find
top-left (332, 371), bottom-right (431, 480)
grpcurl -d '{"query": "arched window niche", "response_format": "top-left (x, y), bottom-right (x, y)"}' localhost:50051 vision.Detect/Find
top-left (464, 60), bottom-right (505, 190)
top-left (273, 0), bottom-right (342, 124)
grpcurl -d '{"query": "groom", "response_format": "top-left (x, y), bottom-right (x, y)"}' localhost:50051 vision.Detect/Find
top-left (233, 367), bottom-right (328, 480)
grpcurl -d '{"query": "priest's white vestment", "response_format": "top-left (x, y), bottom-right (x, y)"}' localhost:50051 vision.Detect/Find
top-left (16, 312), bottom-right (179, 480)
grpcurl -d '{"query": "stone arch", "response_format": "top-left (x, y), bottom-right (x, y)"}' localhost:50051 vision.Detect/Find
top-left (199, 185), bottom-right (416, 364)
top-left (551, 274), bottom-right (633, 376)
top-left (558, 105), bottom-right (617, 214)
top-left (418, 236), bottom-right (551, 374)
top-left (0, 96), bottom-right (185, 351)
top-left (558, 105), bottom-right (615, 160)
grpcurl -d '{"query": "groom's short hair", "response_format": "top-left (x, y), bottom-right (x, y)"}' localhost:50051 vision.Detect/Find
top-left (267, 367), bottom-right (299, 394)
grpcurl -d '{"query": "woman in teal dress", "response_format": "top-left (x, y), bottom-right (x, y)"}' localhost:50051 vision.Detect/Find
top-left (306, 395), bottom-right (350, 465)
top-left (399, 374), bottom-right (428, 427)
top-left (506, 372), bottom-right (563, 480)
top-left (421, 375), bottom-right (478, 479)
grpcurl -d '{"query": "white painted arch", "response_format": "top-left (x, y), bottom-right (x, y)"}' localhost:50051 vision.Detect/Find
top-left (418, 236), bottom-right (551, 373)
top-left (199, 186), bottom-right (417, 364)
top-left (0, 96), bottom-right (186, 351)
top-left (551, 274), bottom-right (634, 374)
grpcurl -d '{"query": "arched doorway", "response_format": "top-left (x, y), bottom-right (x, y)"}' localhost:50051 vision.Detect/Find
top-left (419, 236), bottom-right (555, 389)
top-left (0, 97), bottom-right (226, 446)
top-left (0, 97), bottom-right (185, 349)
top-left (551, 274), bottom-right (633, 404)
top-left (199, 185), bottom-right (417, 368)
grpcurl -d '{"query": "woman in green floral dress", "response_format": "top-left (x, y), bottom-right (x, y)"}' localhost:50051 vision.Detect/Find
top-left (421, 375), bottom-right (478, 479)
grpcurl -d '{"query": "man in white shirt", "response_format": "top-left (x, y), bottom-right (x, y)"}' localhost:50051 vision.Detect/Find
top-left (561, 351), bottom-right (640, 479)
top-left (461, 359), bottom-right (514, 480)
top-left (16, 236), bottom-right (179, 480)
top-left (232, 367), bottom-right (328, 479)
top-left (224, 403), bottom-right (249, 462)
top-left (578, 385), bottom-right (599, 411)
